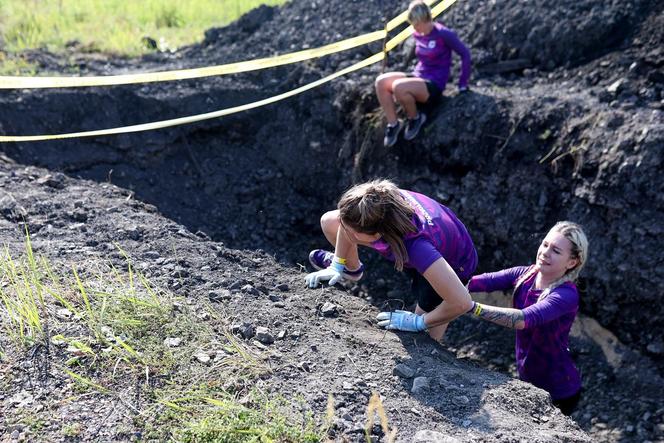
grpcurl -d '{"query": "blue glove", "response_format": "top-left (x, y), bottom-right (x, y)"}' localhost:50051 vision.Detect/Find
top-left (376, 310), bottom-right (426, 332)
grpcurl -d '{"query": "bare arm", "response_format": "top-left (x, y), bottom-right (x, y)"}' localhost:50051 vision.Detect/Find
top-left (470, 302), bottom-right (525, 330)
top-left (421, 257), bottom-right (474, 328)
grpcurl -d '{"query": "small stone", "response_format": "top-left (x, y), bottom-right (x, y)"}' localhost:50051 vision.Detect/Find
top-left (241, 284), bottom-right (260, 296)
top-left (230, 322), bottom-right (255, 339)
top-left (411, 376), bottom-right (430, 394)
top-left (462, 419), bottom-right (472, 427)
top-left (646, 341), bottom-right (664, 355)
top-left (298, 361), bottom-right (313, 372)
top-left (393, 363), bottom-right (416, 379)
top-left (209, 290), bottom-right (231, 302)
top-left (275, 283), bottom-right (289, 291)
top-left (320, 302), bottom-right (338, 317)
top-left (163, 337), bottom-right (182, 347)
top-left (607, 78), bottom-right (627, 94)
top-left (228, 280), bottom-right (244, 290)
top-left (55, 308), bottom-right (73, 319)
top-left (255, 326), bottom-right (274, 344)
top-left (194, 351), bottom-right (211, 364)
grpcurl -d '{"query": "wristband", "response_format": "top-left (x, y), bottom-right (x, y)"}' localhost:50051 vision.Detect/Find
top-left (467, 301), bottom-right (476, 314)
top-left (331, 256), bottom-right (346, 272)
top-left (473, 302), bottom-right (483, 316)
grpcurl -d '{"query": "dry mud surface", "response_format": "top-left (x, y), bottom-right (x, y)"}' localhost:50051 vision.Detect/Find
top-left (1, 0), bottom-right (663, 441)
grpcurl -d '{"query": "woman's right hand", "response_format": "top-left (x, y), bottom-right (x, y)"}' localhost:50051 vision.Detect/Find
top-left (305, 267), bottom-right (343, 288)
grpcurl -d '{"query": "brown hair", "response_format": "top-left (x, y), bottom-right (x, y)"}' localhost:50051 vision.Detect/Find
top-left (337, 179), bottom-right (417, 271)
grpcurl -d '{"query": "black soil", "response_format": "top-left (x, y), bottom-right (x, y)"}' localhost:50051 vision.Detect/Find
top-left (1, 0), bottom-right (663, 441)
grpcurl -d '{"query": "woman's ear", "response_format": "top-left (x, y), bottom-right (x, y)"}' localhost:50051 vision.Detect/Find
top-left (566, 257), bottom-right (580, 271)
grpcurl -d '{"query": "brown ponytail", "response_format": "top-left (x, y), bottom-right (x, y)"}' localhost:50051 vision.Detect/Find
top-left (338, 179), bottom-right (417, 271)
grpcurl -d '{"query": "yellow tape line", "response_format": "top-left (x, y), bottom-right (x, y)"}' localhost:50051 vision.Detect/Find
top-left (0, 31), bottom-right (385, 89)
top-left (0, 0), bottom-right (456, 142)
top-left (0, 0), bottom-right (440, 89)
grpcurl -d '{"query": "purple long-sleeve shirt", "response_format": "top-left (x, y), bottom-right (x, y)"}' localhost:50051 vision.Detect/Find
top-left (412, 22), bottom-right (471, 91)
top-left (370, 190), bottom-right (477, 281)
top-left (467, 265), bottom-right (581, 400)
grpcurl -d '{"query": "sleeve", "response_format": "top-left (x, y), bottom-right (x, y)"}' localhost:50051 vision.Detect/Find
top-left (522, 284), bottom-right (579, 329)
top-left (406, 237), bottom-right (443, 274)
top-left (467, 266), bottom-right (530, 293)
top-left (440, 29), bottom-right (472, 88)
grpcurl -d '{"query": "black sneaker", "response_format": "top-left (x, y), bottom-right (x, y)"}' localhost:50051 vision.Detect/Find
top-left (383, 120), bottom-right (403, 147)
top-left (404, 112), bottom-right (427, 141)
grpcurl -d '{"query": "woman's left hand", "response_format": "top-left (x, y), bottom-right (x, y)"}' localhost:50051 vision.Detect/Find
top-left (376, 310), bottom-right (426, 332)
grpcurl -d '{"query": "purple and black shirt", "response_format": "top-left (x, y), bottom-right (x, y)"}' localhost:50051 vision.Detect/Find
top-left (370, 190), bottom-right (477, 281)
top-left (468, 265), bottom-right (582, 400)
top-left (412, 22), bottom-right (472, 91)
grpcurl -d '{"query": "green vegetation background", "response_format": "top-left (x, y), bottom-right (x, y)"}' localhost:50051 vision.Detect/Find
top-left (0, 0), bottom-right (286, 74)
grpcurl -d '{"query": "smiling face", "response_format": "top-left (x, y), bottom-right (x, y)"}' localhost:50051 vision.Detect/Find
top-left (535, 229), bottom-right (579, 280)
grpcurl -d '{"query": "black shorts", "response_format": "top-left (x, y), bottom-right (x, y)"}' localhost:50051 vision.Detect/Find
top-left (407, 268), bottom-right (470, 312)
top-left (552, 390), bottom-right (581, 416)
top-left (406, 74), bottom-right (443, 107)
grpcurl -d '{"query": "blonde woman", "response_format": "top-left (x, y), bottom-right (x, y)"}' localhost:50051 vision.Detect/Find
top-left (466, 222), bottom-right (589, 415)
top-left (305, 179), bottom-right (477, 342)
top-left (375, 0), bottom-right (471, 147)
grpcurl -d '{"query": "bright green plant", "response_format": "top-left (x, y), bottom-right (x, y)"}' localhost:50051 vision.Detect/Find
top-left (0, 0), bottom-right (287, 57)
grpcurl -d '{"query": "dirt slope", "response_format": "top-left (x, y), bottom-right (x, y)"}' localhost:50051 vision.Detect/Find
top-left (0, 156), bottom-right (590, 441)
top-left (1, 0), bottom-right (663, 441)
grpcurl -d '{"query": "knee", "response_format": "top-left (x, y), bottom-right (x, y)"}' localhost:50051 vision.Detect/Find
top-left (375, 74), bottom-right (391, 92)
top-left (320, 210), bottom-right (340, 234)
top-left (392, 83), bottom-right (407, 101)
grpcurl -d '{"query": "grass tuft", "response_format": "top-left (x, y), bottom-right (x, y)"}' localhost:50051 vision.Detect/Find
top-left (0, 235), bottom-right (325, 441)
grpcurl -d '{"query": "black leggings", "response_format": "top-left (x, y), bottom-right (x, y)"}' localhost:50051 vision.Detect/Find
top-left (405, 74), bottom-right (443, 107)
top-left (552, 390), bottom-right (581, 416)
top-left (407, 269), bottom-right (469, 312)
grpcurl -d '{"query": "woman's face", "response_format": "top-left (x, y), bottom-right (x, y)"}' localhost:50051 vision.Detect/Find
top-left (535, 230), bottom-right (579, 279)
top-left (411, 20), bottom-right (434, 35)
top-left (341, 223), bottom-right (381, 244)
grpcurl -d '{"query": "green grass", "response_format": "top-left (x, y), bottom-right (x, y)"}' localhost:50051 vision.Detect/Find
top-left (0, 0), bottom-right (286, 74)
top-left (0, 234), bottom-right (325, 442)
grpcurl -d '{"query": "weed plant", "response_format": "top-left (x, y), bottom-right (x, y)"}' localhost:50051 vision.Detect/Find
top-left (0, 235), bottom-right (323, 441)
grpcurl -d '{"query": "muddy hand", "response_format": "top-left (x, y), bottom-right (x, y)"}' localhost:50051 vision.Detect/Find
top-left (376, 310), bottom-right (426, 332)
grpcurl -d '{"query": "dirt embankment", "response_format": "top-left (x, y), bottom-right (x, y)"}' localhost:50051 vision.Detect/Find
top-left (1, 0), bottom-right (663, 441)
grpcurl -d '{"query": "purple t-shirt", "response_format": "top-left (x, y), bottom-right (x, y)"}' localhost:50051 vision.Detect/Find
top-left (412, 22), bottom-right (472, 91)
top-left (370, 190), bottom-right (477, 281)
top-left (467, 265), bottom-right (581, 400)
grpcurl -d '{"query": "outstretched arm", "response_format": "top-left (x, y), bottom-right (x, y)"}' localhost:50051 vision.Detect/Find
top-left (422, 257), bottom-right (474, 327)
top-left (469, 302), bottom-right (525, 329)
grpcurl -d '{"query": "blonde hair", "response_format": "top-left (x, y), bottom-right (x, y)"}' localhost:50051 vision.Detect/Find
top-left (515, 221), bottom-right (589, 300)
top-left (337, 179), bottom-right (417, 271)
top-left (407, 0), bottom-right (432, 25)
